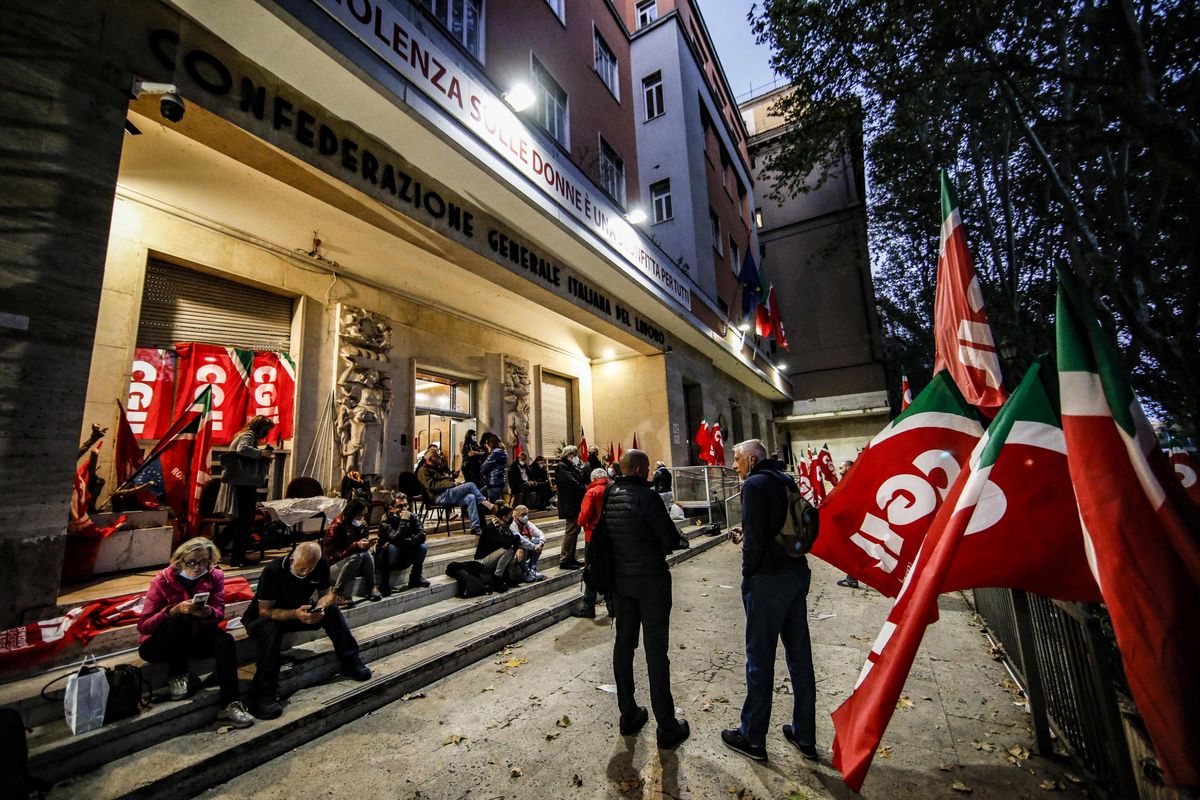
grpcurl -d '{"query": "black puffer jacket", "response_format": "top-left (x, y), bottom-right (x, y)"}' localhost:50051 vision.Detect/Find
top-left (555, 460), bottom-right (586, 520)
top-left (605, 476), bottom-right (682, 585)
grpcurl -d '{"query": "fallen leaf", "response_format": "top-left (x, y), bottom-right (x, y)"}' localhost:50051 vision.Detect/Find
top-left (1039, 779), bottom-right (1061, 791)
top-left (1064, 773), bottom-right (1083, 784)
top-left (545, 731), bottom-right (561, 741)
top-left (401, 692), bottom-right (426, 701)
top-left (556, 715), bottom-right (572, 728)
top-left (482, 685), bottom-right (495, 692)
top-left (971, 741), bottom-right (996, 752)
top-left (216, 725), bottom-right (233, 735)
top-left (496, 657), bottom-right (528, 669)
top-left (875, 745), bottom-right (892, 759)
top-left (1007, 745), bottom-right (1030, 760)
top-left (939, 763), bottom-right (955, 772)
top-left (713, 696), bottom-right (730, 704)
top-left (896, 696), bottom-right (915, 709)
top-left (510, 765), bottom-right (523, 778)
top-left (441, 734), bottom-right (465, 746)
top-left (572, 774), bottom-right (583, 787)
top-left (702, 701), bottom-right (714, 712)
top-left (596, 684), bottom-right (618, 694)
top-left (951, 781), bottom-right (974, 793)
top-left (616, 778), bottom-right (645, 793)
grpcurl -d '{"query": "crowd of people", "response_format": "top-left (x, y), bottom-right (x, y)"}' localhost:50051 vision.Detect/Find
top-left (135, 433), bottom-right (822, 766)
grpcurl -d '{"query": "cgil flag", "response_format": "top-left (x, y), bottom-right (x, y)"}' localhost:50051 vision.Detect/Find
top-left (808, 450), bottom-right (827, 506)
top-left (1168, 447), bottom-right (1200, 506)
top-left (832, 361), bottom-right (1100, 791)
top-left (900, 374), bottom-right (913, 411)
top-left (695, 420), bottom-right (712, 465)
top-left (812, 372), bottom-right (984, 596)
top-left (818, 444), bottom-right (839, 487)
top-left (578, 427), bottom-right (588, 454)
top-left (114, 401), bottom-right (144, 485)
top-left (126, 386), bottom-right (215, 538)
top-left (767, 286), bottom-right (790, 351)
top-left (932, 171), bottom-right (1007, 416)
top-left (797, 456), bottom-right (816, 503)
top-left (710, 422), bottom-right (725, 466)
top-left (1056, 267), bottom-right (1200, 789)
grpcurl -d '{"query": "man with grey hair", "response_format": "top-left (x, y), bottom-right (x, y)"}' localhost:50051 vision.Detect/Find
top-left (721, 439), bottom-right (818, 762)
top-left (554, 445), bottom-right (587, 569)
top-left (605, 449), bottom-right (690, 749)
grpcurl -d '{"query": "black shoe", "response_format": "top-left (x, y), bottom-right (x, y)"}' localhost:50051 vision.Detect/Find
top-left (782, 724), bottom-right (818, 760)
top-left (722, 728), bottom-right (767, 761)
top-left (408, 578), bottom-right (431, 589)
top-left (658, 719), bottom-right (690, 749)
top-left (837, 577), bottom-right (860, 589)
top-left (340, 659), bottom-right (372, 682)
top-left (570, 604), bottom-right (596, 619)
top-left (249, 695), bottom-right (283, 720)
top-left (559, 560), bottom-right (583, 570)
top-left (619, 706), bottom-right (648, 736)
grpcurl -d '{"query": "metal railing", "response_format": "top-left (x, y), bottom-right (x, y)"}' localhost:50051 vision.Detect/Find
top-left (973, 588), bottom-right (1145, 799)
top-left (667, 465), bottom-right (740, 528)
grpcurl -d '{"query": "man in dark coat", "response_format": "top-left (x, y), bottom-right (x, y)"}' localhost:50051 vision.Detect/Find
top-left (721, 439), bottom-right (817, 763)
top-left (606, 449), bottom-right (690, 749)
top-left (554, 446), bottom-right (586, 569)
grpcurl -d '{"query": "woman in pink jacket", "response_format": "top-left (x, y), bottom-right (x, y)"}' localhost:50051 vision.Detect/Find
top-left (137, 537), bottom-right (253, 728)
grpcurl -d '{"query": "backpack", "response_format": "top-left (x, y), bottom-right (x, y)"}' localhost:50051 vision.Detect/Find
top-left (775, 473), bottom-right (819, 558)
top-left (582, 484), bottom-right (617, 595)
top-left (105, 664), bottom-right (151, 722)
top-left (446, 561), bottom-right (491, 598)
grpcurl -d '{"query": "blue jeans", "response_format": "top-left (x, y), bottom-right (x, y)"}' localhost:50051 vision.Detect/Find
top-left (436, 482), bottom-right (488, 529)
top-left (738, 567), bottom-right (816, 749)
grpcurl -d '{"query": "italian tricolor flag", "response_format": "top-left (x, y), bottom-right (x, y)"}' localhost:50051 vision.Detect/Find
top-left (1057, 268), bottom-right (1200, 789)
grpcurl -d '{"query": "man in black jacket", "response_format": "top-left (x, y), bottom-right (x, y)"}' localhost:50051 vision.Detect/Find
top-left (554, 446), bottom-right (586, 569)
top-left (721, 439), bottom-right (817, 763)
top-left (474, 505), bottom-right (521, 590)
top-left (606, 449), bottom-right (690, 749)
top-left (375, 495), bottom-right (430, 595)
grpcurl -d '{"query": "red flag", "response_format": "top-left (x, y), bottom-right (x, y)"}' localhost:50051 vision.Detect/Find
top-left (767, 287), bottom-right (790, 351)
top-left (710, 423), bottom-right (725, 465)
top-left (173, 343), bottom-right (252, 446)
top-left (513, 436), bottom-right (524, 461)
top-left (694, 421), bottom-right (712, 465)
top-left (1169, 447), bottom-right (1200, 506)
top-left (127, 348), bottom-right (176, 440)
top-left (808, 451), bottom-right (826, 505)
top-left (249, 351), bottom-right (296, 444)
top-left (754, 301), bottom-right (772, 338)
top-left (797, 457), bottom-right (816, 503)
top-left (632, 432), bottom-right (640, 450)
top-left (579, 427), bottom-right (588, 454)
top-left (616, 442), bottom-right (624, 462)
top-left (832, 362), bottom-right (1099, 791)
top-left (900, 374), bottom-right (913, 411)
top-left (932, 171), bottom-right (1008, 416)
top-left (818, 444), bottom-right (838, 486)
top-left (1057, 269), bottom-right (1200, 788)
top-left (812, 372), bottom-right (985, 596)
top-left (114, 402), bottom-right (144, 485)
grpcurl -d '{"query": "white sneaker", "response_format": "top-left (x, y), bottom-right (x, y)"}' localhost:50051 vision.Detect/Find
top-left (218, 700), bottom-right (256, 729)
top-left (168, 675), bottom-right (189, 701)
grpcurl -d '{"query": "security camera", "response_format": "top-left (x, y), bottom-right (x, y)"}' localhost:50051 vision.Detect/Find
top-left (131, 78), bottom-right (185, 123)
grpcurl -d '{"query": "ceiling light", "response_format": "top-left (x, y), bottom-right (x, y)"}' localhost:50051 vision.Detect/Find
top-left (503, 83), bottom-right (536, 112)
top-left (602, 348), bottom-right (616, 360)
top-left (738, 322), bottom-right (751, 332)
top-left (776, 362), bottom-right (788, 371)
top-left (625, 208), bottom-right (648, 224)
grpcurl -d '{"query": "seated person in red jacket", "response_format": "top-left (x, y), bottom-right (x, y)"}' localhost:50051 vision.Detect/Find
top-left (137, 537), bottom-right (254, 728)
top-left (243, 542), bottom-right (370, 719)
top-left (324, 499), bottom-right (381, 604)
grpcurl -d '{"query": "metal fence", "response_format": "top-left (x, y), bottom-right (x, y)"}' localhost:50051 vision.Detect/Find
top-left (972, 588), bottom-right (1148, 799)
top-left (668, 466), bottom-right (740, 528)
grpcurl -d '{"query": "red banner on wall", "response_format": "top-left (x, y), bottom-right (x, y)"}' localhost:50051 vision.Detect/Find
top-left (250, 351), bottom-right (297, 444)
top-left (172, 343), bottom-right (253, 446)
top-left (127, 348), bottom-right (176, 440)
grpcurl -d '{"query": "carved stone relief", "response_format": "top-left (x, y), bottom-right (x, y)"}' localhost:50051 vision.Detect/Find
top-left (502, 355), bottom-right (531, 450)
top-left (337, 305), bottom-right (393, 478)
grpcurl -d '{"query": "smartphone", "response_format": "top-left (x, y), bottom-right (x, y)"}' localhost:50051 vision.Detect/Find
top-left (307, 600), bottom-right (322, 613)
top-left (192, 591), bottom-right (210, 607)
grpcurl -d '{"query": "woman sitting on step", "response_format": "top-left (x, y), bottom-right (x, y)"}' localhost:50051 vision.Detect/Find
top-left (136, 537), bottom-right (254, 728)
top-left (323, 499), bottom-right (382, 604)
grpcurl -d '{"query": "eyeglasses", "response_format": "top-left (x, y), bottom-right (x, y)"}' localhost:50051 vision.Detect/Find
top-left (183, 558), bottom-right (211, 569)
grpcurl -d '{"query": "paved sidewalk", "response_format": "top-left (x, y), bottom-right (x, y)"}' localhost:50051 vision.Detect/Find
top-left (204, 541), bottom-right (1088, 799)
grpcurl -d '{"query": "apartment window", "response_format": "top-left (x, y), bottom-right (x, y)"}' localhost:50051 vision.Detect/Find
top-left (642, 72), bottom-right (664, 120)
top-left (420, 0), bottom-right (483, 59)
top-left (650, 179), bottom-right (672, 223)
top-left (599, 138), bottom-right (626, 206)
top-left (594, 30), bottom-right (618, 98)
top-left (755, 207), bottom-right (763, 228)
top-left (533, 58), bottom-right (568, 146)
top-left (729, 238), bottom-right (739, 275)
top-left (710, 208), bottom-right (722, 253)
top-left (636, 0), bottom-right (657, 28)
top-left (543, 0), bottom-right (564, 21)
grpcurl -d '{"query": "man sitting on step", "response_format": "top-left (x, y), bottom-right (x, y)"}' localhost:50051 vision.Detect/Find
top-left (242, 541), bottom-right (372, 720)
top-left (474, 504), bottom-right (525, 591)
top-left (416, 447), bottom-right (496, 535)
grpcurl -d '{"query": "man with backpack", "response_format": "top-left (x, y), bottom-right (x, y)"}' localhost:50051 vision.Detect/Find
top-left (722, 439), bottom-right (819, 763)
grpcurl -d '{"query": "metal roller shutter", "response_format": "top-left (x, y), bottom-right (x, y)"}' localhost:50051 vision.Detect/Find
top-left (539, 373), bottom-right (573, 457)
top-left (137, 261), bottom-right (293, 351)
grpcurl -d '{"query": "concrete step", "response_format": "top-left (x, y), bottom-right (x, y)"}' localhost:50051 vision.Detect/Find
top-left (36, 528), bottom-right (728, 798)
top-left (91, 509), bottom-right (170, 530)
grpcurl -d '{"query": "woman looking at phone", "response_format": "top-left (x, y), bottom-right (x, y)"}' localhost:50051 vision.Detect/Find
top-left (137, 538), bottom-right (254, 728)
top-left (323, 498), bottom-right (382, 604)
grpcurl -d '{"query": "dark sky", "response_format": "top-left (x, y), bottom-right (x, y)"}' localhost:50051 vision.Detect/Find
top-left (692, 0), bottom-right (783, 102)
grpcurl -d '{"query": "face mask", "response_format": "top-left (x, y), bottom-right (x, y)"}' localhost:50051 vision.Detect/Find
top-left (352, 519), bottom-right (365, 528)
top-left (179, 567), bottom-right (209, 580)
top-left (518, 515), bottom-right (528, 523)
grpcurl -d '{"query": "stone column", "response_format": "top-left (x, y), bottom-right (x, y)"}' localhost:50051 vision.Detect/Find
top-left (0, 2), bottom-right (131, 625)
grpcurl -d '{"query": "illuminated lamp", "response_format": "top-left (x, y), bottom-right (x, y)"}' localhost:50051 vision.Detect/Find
top-left (503, 83), bottom-right (536, 112)
top-left (625, 208), bottom-right (648, 224)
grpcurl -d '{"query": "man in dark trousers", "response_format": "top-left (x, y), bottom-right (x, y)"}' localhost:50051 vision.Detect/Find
top-left (721, 439), bottom-right (818, 762)
top-left (243, 542), bottom-right (371, 720)
top-left (607, 449), bottom-right (690, 749)
top-left (554, 445), bottom-right (586, 569)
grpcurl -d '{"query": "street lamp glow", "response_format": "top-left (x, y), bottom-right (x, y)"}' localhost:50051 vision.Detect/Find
top-left (503, 83), bottom-right (536, 112)
top-left (775, 362), bottom-right (788, 372)
top-left (625, 208), bottom-right (648, 224)
top-left (738, 322), bottom-right (751, 332)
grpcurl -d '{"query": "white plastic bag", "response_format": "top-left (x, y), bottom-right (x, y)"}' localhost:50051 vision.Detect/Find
top-left (64, 656), bottom-right (109, 735)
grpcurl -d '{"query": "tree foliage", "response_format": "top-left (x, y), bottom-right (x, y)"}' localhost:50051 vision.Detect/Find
top-left (751, 0), bottom-right (1199, 433)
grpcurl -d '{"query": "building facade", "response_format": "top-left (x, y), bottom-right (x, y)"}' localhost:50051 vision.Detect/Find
top-left (739, 87), bottom-right (890, 467)
top-left (0, 0), bottom-right (789, 626)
